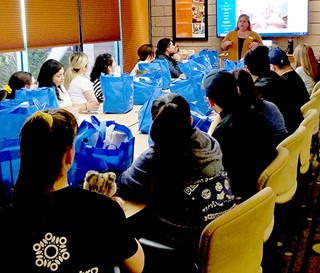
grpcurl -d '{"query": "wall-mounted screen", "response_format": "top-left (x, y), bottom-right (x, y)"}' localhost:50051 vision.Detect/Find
top-left (216, 0), bottom-right (309, 38)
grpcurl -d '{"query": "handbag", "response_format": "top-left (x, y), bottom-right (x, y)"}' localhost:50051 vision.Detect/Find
top-left (68, 116), bottom-right (135, 187)
top-left (223, 59), bottom-right (245, 72)
top-left (199, 48), bottom-right (220, 69)
top-left (138, 59), bottom-right (171, 89)
top-left (138, 85), bottom-right (164, 134)
top-left (189, 103), bottom-right (212, 133)
top-left (0, 138), bottom-right (20, 189)
top-left (169, 73), bottom-right (212, 115)
top-left (100, 73), bottom-right (134, 113)
top-left (0, 101), bottom-right (38, 139)
top-left (133, 71), bottom-right (162, 105)
top-left (15, 87), bottom-right (59, 109)
top-left (178, 58), bottom-right (210, 78)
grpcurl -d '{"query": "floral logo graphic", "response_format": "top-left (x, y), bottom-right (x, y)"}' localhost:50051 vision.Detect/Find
top-left (33, 232), bottom-right (70, 271)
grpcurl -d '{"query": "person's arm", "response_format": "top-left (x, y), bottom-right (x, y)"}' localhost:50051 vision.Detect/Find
top-left (123, 239), bottom-right (145, 273)
top-left (83, 90), bottom-right (100, 111)
top-left (116, 149), bottom-right (154, 202)
top-left (221, 32), bottom-right (233, 50)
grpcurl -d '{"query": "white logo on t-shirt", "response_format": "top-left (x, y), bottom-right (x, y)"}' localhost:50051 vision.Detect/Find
top-left (33, 232), bottom-right (70, 271)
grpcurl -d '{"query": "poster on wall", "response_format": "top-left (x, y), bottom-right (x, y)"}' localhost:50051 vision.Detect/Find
top-left (173, 0), bottom-right (208, 40)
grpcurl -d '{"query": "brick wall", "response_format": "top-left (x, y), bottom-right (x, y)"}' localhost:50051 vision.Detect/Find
top-left (150, 0), bottom-right (320, 59)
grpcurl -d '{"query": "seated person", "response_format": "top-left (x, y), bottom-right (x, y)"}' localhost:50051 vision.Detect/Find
top-left (293, 43), bottom-right (320, 95)
top-left (117, 93), bottom-right (235, 258)
top-left (155, 38), bottom-right (183, 79)
top-left (5, 71), bottom-right (38, 99)
top-left (232, 68), bottom-right (288, 146)
top-left (203, 69), bottom-right (277, 202)
top-left (243, 45), bottom-right (305, 134)
top-left (90, 53), bottom-right (117, 103)
top-left (130, 44), bottom-right (155, 77)
top-left (268, 47), bottom-right (309, 131)
top-left (0, 108), bottom-right (144, 273)
top-left (64, 52), bottom-right (100, 112)
top-left (38, 59), bottom-right (73, 109)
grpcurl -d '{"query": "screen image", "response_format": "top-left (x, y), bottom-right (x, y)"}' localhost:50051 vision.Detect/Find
top-left (216, 0), bottom-right (309, 38)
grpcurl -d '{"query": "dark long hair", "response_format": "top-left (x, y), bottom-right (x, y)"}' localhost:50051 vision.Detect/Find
top-left (150, 93), bottom-right (195, 190)
top-left (13, 109), bottom-right (78, 210)
top-left (38, 59), bottom-right (64, 100)
top-left (90, 53), bottom-right (114, 82)
top-left (156, 38), bottom-right (171, 57)
top-left (7, 71), bottom-right (33, 99)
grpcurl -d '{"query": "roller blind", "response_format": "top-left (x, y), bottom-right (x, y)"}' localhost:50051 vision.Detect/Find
top-left (121, 0), bottom-right (150, 73)
top-left (0, 1), bottom-right (24, 53)
top-left (81, 0), bottom-right (121, 44)
top-left (25, 0), bottom-right (80, 49)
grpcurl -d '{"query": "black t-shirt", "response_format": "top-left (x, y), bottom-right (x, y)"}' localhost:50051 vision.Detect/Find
top-left (0, 187), bottom-right (138, 273)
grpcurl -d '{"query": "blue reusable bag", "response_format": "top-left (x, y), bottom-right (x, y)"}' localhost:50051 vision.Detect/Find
top-left (15, 87), bottom-right (59, 109)
top-left (100, 73), bottom-right (134, 114)
top-left (138, 85), bottom-right (164, 134)
top-left (178, 58), bottom-right (209, 78)
top-left (223, 59), bottom-right (245, 72)
top-left (133, 71), bottom-right (162, 105)
top-left (0, 102), bottom-right (38, 139)
top-left (138, 59), bottom-right (171, 89)
top-left (189, 103), bottom-right (212, 133)
top-left (68, 116), bottom-right (135, 187)
top-left (0, 138), bottom-right (20, 189)
top-left (169, 73), bottom-right (212, 116)
top-left (199, 48), bottom-right (220, 69)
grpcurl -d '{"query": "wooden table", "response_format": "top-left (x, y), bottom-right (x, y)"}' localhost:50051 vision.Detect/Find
top-left (78, 105), bottom-right (141, 128)
top-left (122, 199), bottom-right (146, 218)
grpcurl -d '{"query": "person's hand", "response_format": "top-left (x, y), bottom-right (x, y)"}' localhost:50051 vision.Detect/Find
top-left (248, 41), bottom-right (259, 50)
top-left (112, 196), bottom-right (125, 209)
top-left (172, 53), bottom-right (181, 62)
top-left (86, 100), bottom-right (100, 111)
top-left (222, 41), bottom-right (233, 50)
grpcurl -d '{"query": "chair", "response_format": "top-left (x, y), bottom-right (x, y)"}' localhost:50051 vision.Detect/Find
top-left (266, 126), bottom-right (307, 204)
top-left (301, 96), bottom-right (320, 120)
top-left (300, 109), bottom-right (320, 174)
top-left (197, 187), bottom-right (276, 273)
top-left (311, 81), bottom-right (320, 96)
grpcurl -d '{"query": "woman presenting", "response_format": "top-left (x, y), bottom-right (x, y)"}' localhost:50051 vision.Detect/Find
top-left (221, 14), bottom-right (262, 61)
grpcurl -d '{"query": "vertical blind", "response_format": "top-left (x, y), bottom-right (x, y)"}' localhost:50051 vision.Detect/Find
top-left (1, 0), bottom-right (121, 52)
top-left (121, 0), bottom-right (150, 73)
top-left (0, 1), bottom-right (24, 53)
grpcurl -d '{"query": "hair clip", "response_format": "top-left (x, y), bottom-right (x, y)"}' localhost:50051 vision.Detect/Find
top-left (33, 111), bottom-right (53, 127)
top-left (3, 84), bottom-right (12, 94)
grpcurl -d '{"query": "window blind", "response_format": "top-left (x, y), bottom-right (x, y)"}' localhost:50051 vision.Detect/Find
top-left (0, 1), bottom-right (24, 53)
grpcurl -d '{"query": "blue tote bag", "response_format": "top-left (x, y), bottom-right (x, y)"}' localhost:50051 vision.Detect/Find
top-left (199, 48), bottom-right (220, 69)
top-left (68, 116), bottom-right (135, 187)
top-left (138, 59), bottom-right (171, 89)
top-left (15, 87), bottom-right (59, 109)
top-left (100, 73), bottom-right (134, 114)
top-left (133, 71), bottom-right (162, 105)
top-left (169, 73), bottom-right (212, 116)
top-left (0, 102), bottom-right (38, 139)
top-left (138, 85), bottom-right (164, 134)
top-left (0, 138), bottom-right (20, 189)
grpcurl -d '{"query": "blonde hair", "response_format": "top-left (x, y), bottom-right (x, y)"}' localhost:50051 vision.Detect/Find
top-left (293, 43), bottom-right (319, 82)
top-left (64, 52), bottom-right (89, 89)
